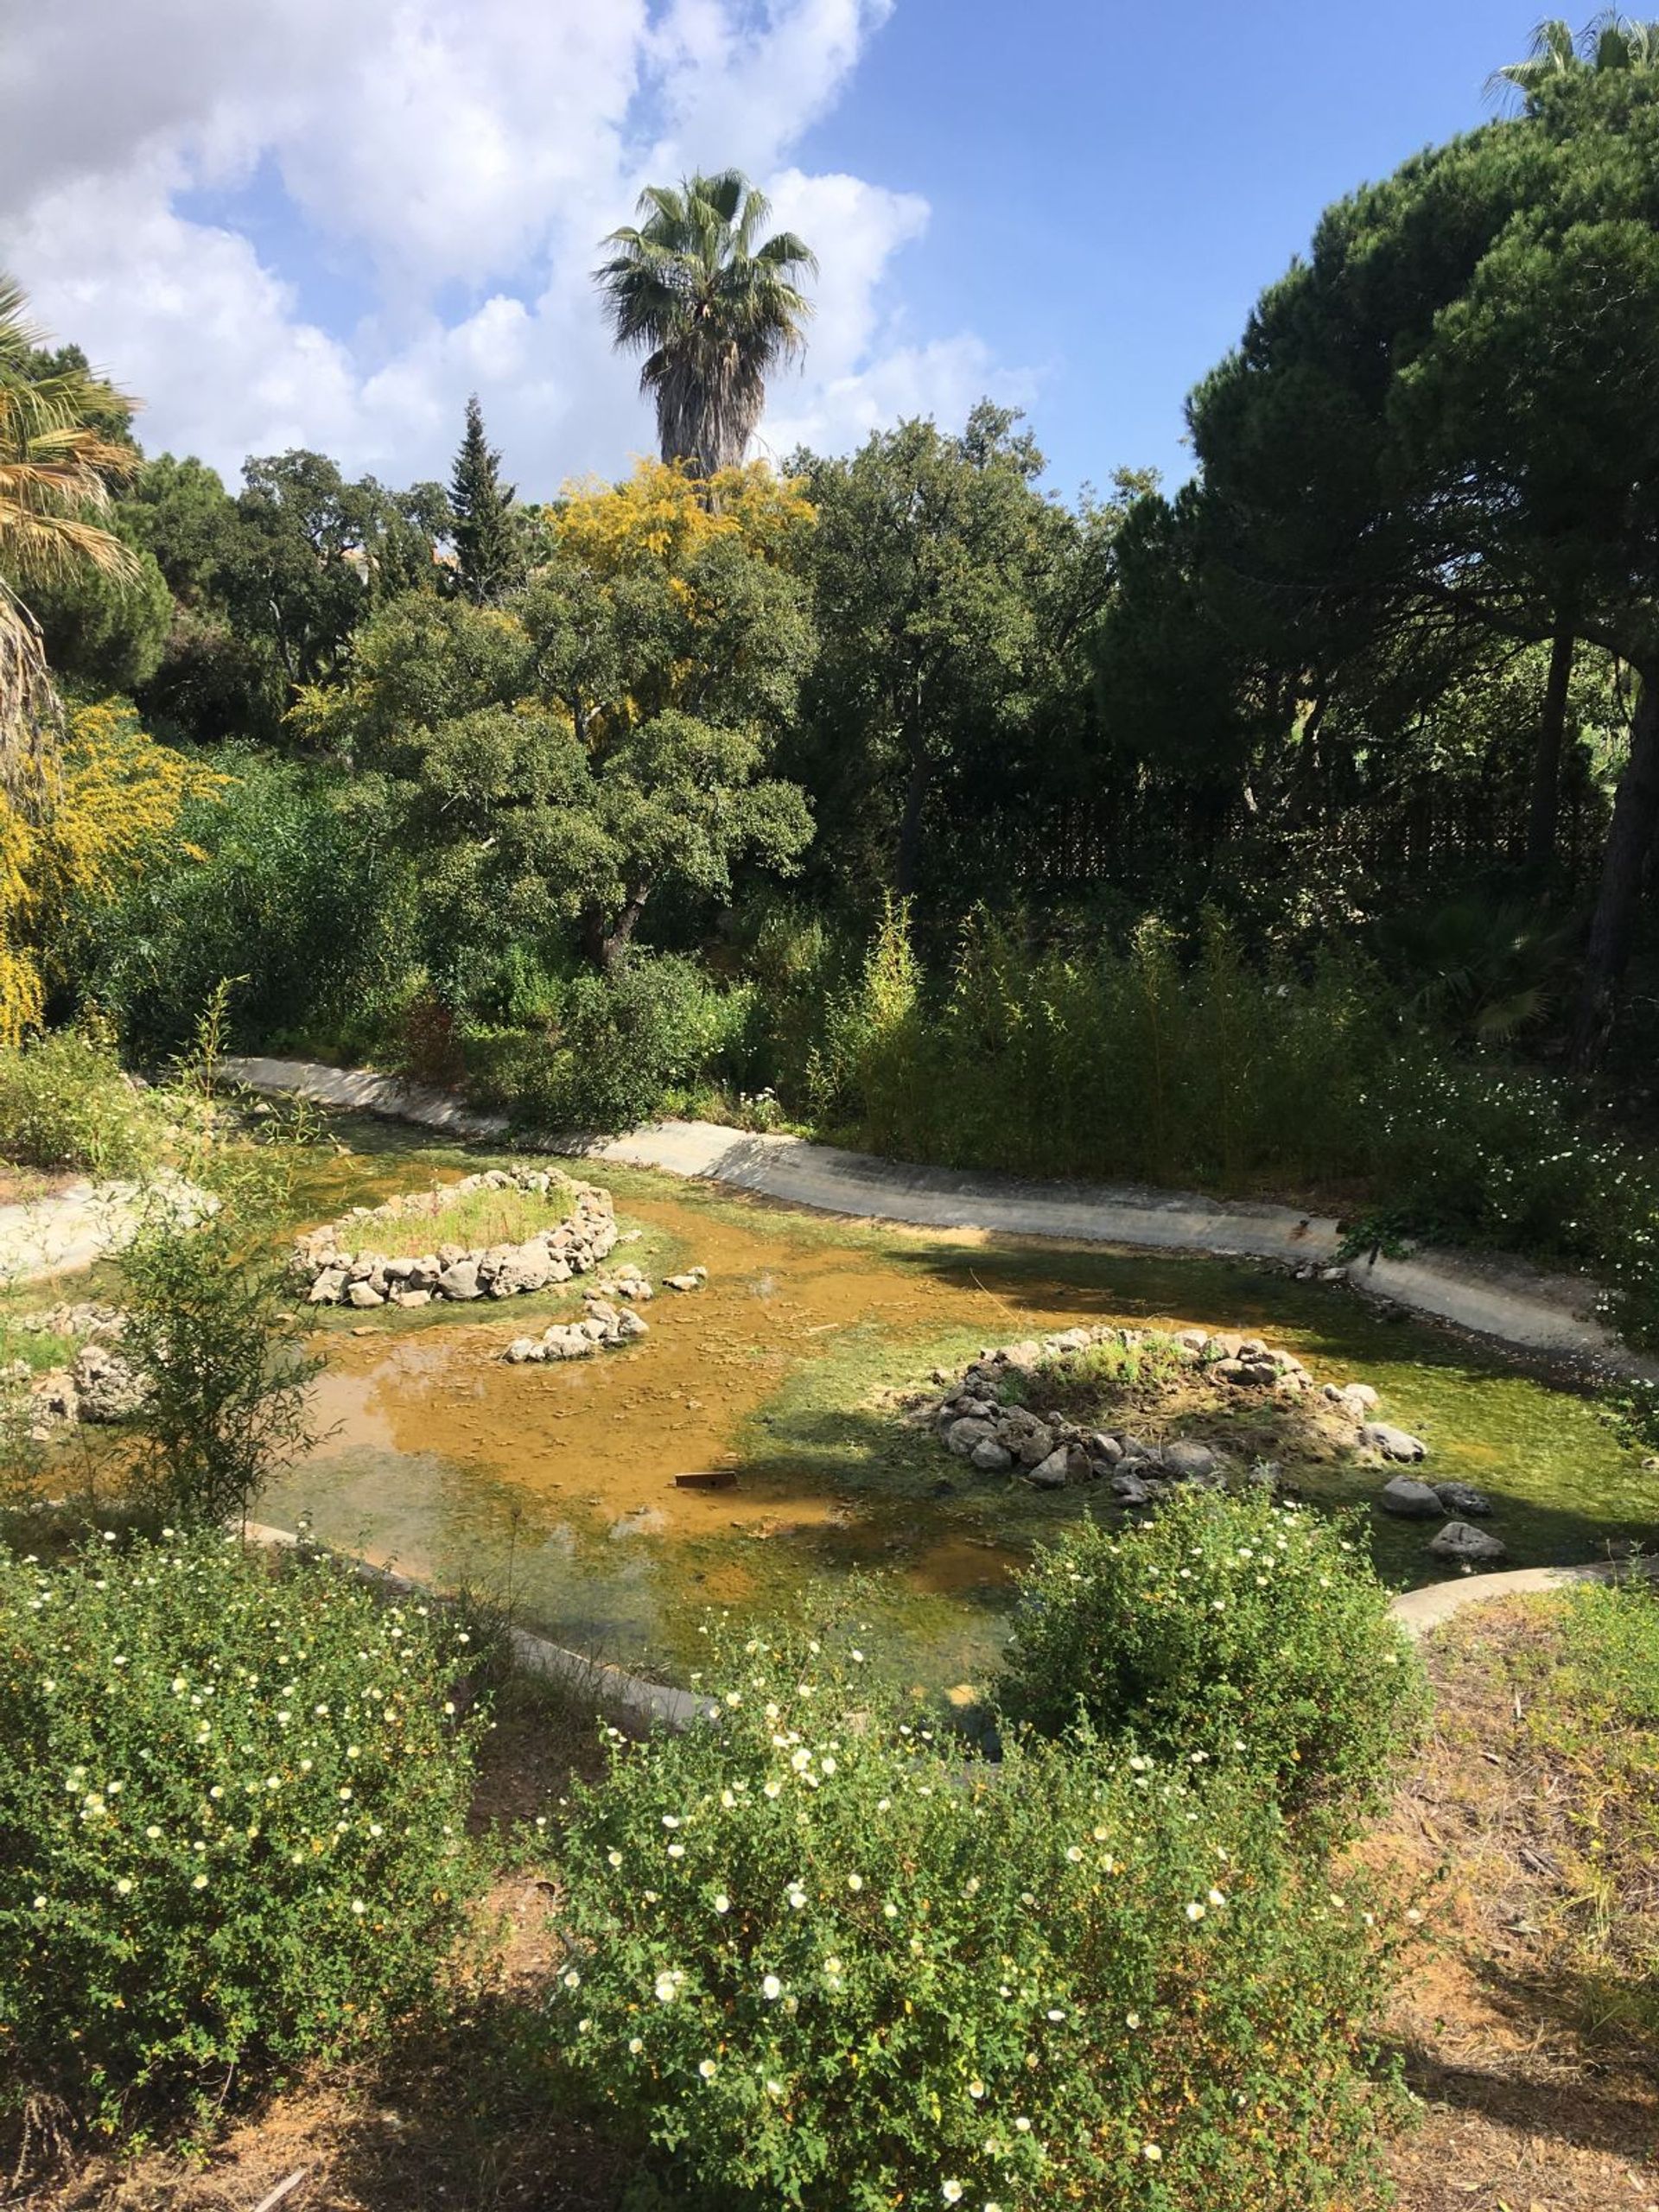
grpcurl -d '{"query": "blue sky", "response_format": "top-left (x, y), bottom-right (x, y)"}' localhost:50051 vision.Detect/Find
top-left (1, 0), bottom-right (1545, 499)
top-left (790, 0), bottom-right (1537, 493)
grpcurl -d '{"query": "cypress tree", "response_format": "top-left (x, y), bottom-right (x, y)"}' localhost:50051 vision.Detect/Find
top-left (448, 395), bottom-right (522, 606)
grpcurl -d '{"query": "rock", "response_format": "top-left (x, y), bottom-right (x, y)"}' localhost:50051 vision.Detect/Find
top-left (505, 1338), bottom-right (545, 1364)
top-left (1162, 1440), bottom-right (1217, 1482)
top-left (71, 1344), bottom-right (143, 1423)
top-left (346, 1281), bottom-right (385, 1309)
top-left (391, 1288), bottom-right (432, 1308)
top-left (1427, 1519), bottom-right (1508, 1565)
top-left (492, 1243), bottom-right (552, 1298)
top-left (1015, 1427), bottom-right (1057, 1467)
top-left (1174, 1329), bottom-right (1208, 1353)
top-left (1026, 1448), bottom-right (1071, 1490)
top-left (1235, 1358), bottom-right (1281, 1388)
top-left (1433, 1481), bottom-right (1493, 1516)
top-left (969, 1437), bottom-right (1014, 1473)
top-left (1361, 1421), bottom-right (1427, 1463)
top-left (615, 1309), bottom-right (649, 1341)
top-left (1111, 1471), bottom-right (1154, 1505)
top-left (1323, 1381), bottom-right (1379, 1412)
top-left (1085, 1430), bottom-right (1123, 1465)
top-left (946, 1417), bottom-right (999, 1460)
top-left (436, 1260), bottom-right (482, 1301)
top-left (664, 1272), bottom-right (705, 1293)
top-left (308, 1268), bottom-right (346, 1306)
top-left (1379, 1476), bottom-right (1443, 1518)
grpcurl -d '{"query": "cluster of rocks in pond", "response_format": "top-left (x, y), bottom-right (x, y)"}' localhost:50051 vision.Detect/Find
top-left (909, 1321), bottom-right (1510, 1567)
top-left (291, 1166), bottom-right (616, 1309)
top-left (3, 1303), bottom-right (145, 1438)
top-left (502, 1263), bottom-right (707, 1364)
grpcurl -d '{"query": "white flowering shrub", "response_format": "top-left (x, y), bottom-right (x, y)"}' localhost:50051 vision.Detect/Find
top-left (551, 1615), bottom-right (1401, 2210)
top-left (0, 1531), bottom-right (484, 2133)
top-left (998, 1491), bottom-right (1427, 1830)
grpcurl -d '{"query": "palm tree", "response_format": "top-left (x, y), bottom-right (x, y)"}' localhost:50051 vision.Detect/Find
top-left (0, 275), bottom-right (140, 796)
top-left (594, 169), bottom-right (817, 478)
top-left (1489, 12), bottom-right (1659, 107)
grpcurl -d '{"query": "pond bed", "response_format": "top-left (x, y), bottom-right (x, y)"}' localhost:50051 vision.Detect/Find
top-left (263, 1126), bottom-right (1659, 1692)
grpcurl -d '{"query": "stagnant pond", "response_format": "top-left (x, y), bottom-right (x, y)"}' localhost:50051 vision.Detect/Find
top-left (264, 1122), bottom-right (1659, 1692)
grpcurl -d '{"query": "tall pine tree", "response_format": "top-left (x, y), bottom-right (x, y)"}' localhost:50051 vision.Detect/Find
top-left (448, 395), bottom-right (523, 606)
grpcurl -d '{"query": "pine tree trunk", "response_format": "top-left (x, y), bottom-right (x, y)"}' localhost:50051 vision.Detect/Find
top-left (1573, 668), bottom-right (1659, 1063)
top-left (1526, 620), bottom-right (1574, 878)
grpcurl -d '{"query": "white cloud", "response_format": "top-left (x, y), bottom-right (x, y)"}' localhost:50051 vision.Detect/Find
top-left (0, 0), bottom-right (1026, 493)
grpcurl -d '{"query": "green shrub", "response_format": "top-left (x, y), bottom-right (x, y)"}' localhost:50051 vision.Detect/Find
top-left (118, 1196), bottom-right (318, 1529)
top-left (469, 953), bottom-right (747, 1132)
top-left (0, 1529), bottom-right (483, 2133)
top-left (551, 1611), bottom-right (1402, 2211)
top-left (0, 1029), bottom-right (166, 1179)
top-left (997, 1491), bottom-right (1427, 1830)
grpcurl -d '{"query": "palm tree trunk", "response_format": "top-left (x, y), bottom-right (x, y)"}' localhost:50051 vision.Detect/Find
top-left (1573, 664), bottom-right (1659, 1063)
top-left (1526, 619), bottom-right (1574, 878)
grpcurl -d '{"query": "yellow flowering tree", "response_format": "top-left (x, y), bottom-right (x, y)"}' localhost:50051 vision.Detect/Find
top-left (0, 700), bottom-right (227, 1043)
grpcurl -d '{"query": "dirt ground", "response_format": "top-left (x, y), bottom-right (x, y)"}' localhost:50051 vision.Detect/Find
top-left (13, 1600), bottom-right (1659, 2212)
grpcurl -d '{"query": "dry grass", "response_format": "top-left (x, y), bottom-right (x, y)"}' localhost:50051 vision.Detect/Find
top-left (1377, 1591), bottom-right (1659, 2211)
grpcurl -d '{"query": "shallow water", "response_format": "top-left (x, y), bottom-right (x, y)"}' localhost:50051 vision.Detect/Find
top-left (262, 1126), bottom-right (1659, 1691)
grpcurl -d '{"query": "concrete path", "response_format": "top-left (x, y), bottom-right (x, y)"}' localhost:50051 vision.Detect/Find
top-left (221, 1054), bottom-right (1653, 1379)
top-left (0, 1174), bottom-right (205, 1286)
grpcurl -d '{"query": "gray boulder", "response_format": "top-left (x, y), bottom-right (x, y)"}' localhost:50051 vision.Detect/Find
top-left (437, 1260), bottom-right (482, 1301)
top-left (1015, 1427), bottom-right (1057, 1468)
top-left (969, 1437), bottom-right (1014, 1474)
top-left (72, 1344), bottom-right (144, 1423)
top-left (946, 1416), bottom-right (999, 1460)
top-left (1026, 1448), bottom-right (1071, 1490)
top-left (493, 1243), bottom-right (552, 1298)
top-left (347, 1281), bottom-right (385, 1309)
top-left (1163, 1440), bottom-right (1217, 1482)
top-left (1379, 1476), bottom-right (1443, 1518)
top-left (1433, 1481), bottom-right (1493, 1517)
top-left (1427, 1519), bottom-right (1508, 1565)
top-left (1111, 1471), bottom-right (1154, 1506)
top-left (1361, 1421), bottom-right (1427, 1462)
top-left (307, 1268), bottom-right (346, 1306)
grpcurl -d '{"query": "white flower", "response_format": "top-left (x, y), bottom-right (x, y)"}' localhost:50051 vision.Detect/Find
top-left (1142, 2142), bottom-right (1162, 2162)
top-left (193, 1873), bottom-right (208, 1891)
top-left (713, 1893), bottom-right (730, 1914)
top-left (667, 1843), bottom-right (685, 1859)
top-left (943, 2184), bottom-right (964, 2205)
top-left (115, 1878), bottom-right (132, 1896)
top-left (968, 2079), bottom-right (985, 2100)
top-left (1208, 1888), bottom-right (1227, 1908)
top-left (1065, 1845), bottom-right (1083, 1862)
top-left (352, 1900), bottom-right (367, 1917)
top-left (1125, 2010), bottom-right (1141, 2028)
top-left (563, 1970), bottom-right (581, 1989)
top-left (766, 2077), bottom-right (785, 2097)
top-left (763, 1781), bottom-right (782, 1800)
top-left (628, 2037), bottom-right (644, 2055)
top-left (662, 1815), bottom-right (680, 1829)
top-left (1014, 2116), bottom-right (1031, 2133)
top-left (787, 1886), bottom-right (806, 1910)
top-left (698, 2058), bottom-right (717, 2080)
top-left (607, 1849), bottom-right (623, 1868)
top-left (654, 1973), bottom-right (678, 2003)
top-left (820, 1756), bottom-right (836, 1775)
top-left (761, 1974), bottom-right (783, 2001)
top-left (847, 1873), bottom-right (863, 1891)
top-left (1185, 1902), bottom-right (1206, 1922)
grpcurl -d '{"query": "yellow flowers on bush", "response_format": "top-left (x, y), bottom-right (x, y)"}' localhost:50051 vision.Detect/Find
top-left (551, 1607), bottom-right (1402, 2210)
top-left (0, 699), bottom-right (227, 1045)
top-left (0, 1530), bottom-right (484, 2133)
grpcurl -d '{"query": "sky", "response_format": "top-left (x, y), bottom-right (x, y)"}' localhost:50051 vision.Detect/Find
top-left (0, 0), bottom-right (1547, 503)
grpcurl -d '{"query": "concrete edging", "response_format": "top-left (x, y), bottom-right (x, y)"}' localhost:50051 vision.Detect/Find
top-left (220, 1054), bottom-right (1657, 1381)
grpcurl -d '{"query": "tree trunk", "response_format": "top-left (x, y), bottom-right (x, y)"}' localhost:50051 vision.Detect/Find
top-left (582, 890), bottom-right (649, 976)
top-left (1526, 620), bottom-right (1574, 878)
top-left (1573, 667), bottom-right (1659, 1063)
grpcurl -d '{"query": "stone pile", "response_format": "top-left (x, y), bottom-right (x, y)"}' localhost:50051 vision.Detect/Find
top-left (504, 1294), bottom-right (650, 1363)
top-left (911, 1320), bottom-right (1510, 1564)
top-left (16, 1341), bottom-right (145, 1438)
top-left (292, 1166), bottom-right (616, 1309)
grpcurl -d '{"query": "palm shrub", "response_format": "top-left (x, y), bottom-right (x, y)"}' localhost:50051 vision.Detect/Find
top-left (551, 1610), bottom-right (1402, 2211)
top-left (997, 1491), bottom-right (1427, 1833)
top-left (0, 1529), bottom-right (483, 2134)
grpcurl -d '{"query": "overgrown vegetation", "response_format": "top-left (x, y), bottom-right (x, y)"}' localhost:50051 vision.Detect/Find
top-left (998, 1492), bottom-right (1428, 1833)
top-left (552, 1605), bottom-right (1406, 2211)
top-left (0, 1529), bottom-right (484, 2138)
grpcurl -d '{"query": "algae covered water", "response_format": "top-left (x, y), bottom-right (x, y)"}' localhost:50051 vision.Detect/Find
top-left (263, 1122), bottom-right (1659, 1691)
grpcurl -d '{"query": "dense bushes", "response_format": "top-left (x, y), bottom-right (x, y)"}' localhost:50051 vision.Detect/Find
top-left (552, 1611), bottom-right (1402, 2211)
top-left (0, 1028), bottom-right (168, 1177)
top-left (467, 952), bottom-right (750, 1132)
top-left (0, 1530), bottom-right (483, 2132)
top-left (82, 758), bottom-right (417, 1060)
top-left (998, 1492), bottom-right (1427, 1831)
